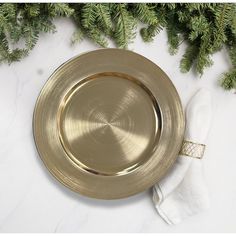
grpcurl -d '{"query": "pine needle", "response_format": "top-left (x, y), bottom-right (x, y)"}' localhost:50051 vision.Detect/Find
top-left (0, 3), bottom-right (236, 91)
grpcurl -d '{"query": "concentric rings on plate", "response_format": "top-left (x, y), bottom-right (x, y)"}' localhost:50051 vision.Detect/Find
top-left (33, 49), bottom-right (184, 199)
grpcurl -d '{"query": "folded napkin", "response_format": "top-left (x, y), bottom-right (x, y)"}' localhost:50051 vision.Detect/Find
top-left (153, 88), bottom-right (212, 225)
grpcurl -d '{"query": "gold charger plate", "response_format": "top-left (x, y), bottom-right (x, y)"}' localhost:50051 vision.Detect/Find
top-left (33, 49), bottom-right (185, 199)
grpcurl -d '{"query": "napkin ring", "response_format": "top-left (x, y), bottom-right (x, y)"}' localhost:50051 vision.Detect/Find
top-left (180, 140), bottom-right (206, 159)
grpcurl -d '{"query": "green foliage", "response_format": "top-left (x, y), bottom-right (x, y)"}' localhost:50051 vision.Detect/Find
top-left (166, 12), bottom-right (182, 55)
top-left (180, 43), bottom-right (199, 73)
top-left (80, 3), bottom-right (108, 47)
top-left (111, 3), bottom-right (137, 48)
top-left (130, 3), bottom-right (157, 25)
top-left (221, 69), bottom-right (236, 90)
top-left (96, 3), bottom-right (113, 36)
top-left (0, 3), bottom-right (236, 91)
top-left (0, 3), bottom-right (74, 63)
top-left (140, 24), bottom-right (162, 42)
top-left (140, 4), bottom-right (166, 42)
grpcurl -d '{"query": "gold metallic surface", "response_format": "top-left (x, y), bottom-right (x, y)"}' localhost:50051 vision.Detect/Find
top-left (58, 72), bottom-right (160, 176)
top-left (180, 140), bottom-right (206, 159)
top-left (33, 49), bottom-right (185, 199)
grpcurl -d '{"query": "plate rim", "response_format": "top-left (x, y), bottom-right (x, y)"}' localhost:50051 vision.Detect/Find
top-left (33, 48), bottom-right (185, 199)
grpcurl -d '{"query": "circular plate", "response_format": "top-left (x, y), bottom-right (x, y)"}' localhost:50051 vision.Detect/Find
top-left (33, 49), bottom-right (185, 199)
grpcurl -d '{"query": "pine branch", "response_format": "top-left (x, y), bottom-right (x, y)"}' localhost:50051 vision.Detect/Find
top-left (131, 3), bottom-right (157, 25)
top-left (140, 4), bottom-right (166, 42)
top-left (81, 3), bottom-right (97, 29)
top-left (221, 68), bottom-right (236, 90)
top-left (80, 4), bottom-right (108, 47)
top-left (196, 32), bottom-right (214, 75)
top-left (211, 4), bottom-right (232, 51)
top-left (86, 29), bottom-right (108, 47)
top-left (96, 3), bottom-right (113, 35)
top-left (0, 3), bottom-right (236, 91)
top-left (167, 26), bottom-right (180, 55)
top-left (24, 4), bottom-right (40, 17)
top-left (140, 24), bottom-right (162, 42)
top-left (166, 12), bottom-right (182, 55)
top-left (188, 15), bottom-right (209, 41)
top-left (47, 3), bottom-right (74, 17)
top-left (112, 3), bottom-right (137, 48)
top-left (180, 43), bottom-right (199, 73)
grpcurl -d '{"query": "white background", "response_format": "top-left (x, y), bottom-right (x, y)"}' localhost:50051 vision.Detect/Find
top-left (0, 19), bottom-right (235, 233)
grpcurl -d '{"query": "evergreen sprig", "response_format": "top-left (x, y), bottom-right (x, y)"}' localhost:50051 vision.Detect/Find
top-left (0, 3), bottom-right (74, 63)
top-left (0, 3), bottom-right (236, 91)
top-left (111, 3), bottom-right (137, 48)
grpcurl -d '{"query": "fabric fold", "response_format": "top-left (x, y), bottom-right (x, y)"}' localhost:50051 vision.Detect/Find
top-left (153, 88), bottom-right (212, 225)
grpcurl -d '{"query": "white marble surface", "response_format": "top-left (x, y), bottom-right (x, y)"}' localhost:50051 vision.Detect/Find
top-left (0, 19), bottom-right (236, 233)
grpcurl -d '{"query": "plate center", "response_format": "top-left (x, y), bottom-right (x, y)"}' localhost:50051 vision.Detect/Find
top-left (58, 72), bottom-right (161, 176)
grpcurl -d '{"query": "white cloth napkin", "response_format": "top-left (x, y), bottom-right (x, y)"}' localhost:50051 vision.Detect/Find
top-left (153, 88), bottom-right (212, 225)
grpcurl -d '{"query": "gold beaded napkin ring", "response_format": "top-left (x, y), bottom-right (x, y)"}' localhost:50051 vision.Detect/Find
top-left (179, 140), bottom-right (206, 159)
